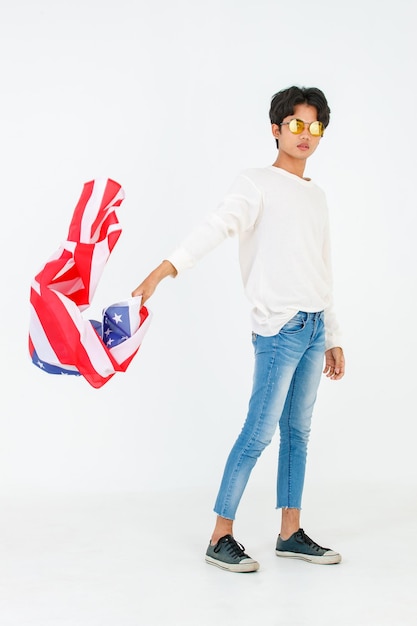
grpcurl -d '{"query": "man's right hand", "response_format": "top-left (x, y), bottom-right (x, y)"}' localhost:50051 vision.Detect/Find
top-left (131, 260), bottom-right (177, 306)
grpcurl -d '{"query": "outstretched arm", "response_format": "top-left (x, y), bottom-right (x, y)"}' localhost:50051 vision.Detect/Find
top-left (132, 260), bottom-right (177, 306)
top-left (323, 347), bottom-right (345, 381)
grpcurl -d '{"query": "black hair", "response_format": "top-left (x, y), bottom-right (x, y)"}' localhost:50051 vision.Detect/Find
top-left (269, 86), bottom-right (330, 148)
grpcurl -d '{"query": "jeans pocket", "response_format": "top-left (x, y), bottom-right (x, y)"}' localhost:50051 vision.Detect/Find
top-left (280, 312), bottom-right (307, 335)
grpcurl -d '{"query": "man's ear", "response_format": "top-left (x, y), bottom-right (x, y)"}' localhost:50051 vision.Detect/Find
top-left (271, 123), bottom-right (281, 140)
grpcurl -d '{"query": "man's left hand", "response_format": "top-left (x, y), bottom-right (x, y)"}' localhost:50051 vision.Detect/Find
top-left (323, 347), bottom-right (345, 380)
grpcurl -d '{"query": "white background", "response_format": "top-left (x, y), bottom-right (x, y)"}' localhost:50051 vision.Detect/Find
top-left (1, 0), bottom-right (416, 502)
top-left (2, 3), bottom-right (417, 625)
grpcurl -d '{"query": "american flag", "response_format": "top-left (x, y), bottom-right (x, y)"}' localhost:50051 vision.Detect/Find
top-left (29, 178), bottom-right (152, 388)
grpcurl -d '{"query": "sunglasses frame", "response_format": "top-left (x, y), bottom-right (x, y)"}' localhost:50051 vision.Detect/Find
top-left (279, 118), bottom-right (324, 137)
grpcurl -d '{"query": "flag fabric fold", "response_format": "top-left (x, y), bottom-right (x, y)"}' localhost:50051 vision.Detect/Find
top-left (29, 178), bottom-right (152, 388)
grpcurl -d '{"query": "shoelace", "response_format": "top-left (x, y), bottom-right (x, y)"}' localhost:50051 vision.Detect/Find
top-left (214, 535), bottom-right (248, 558)
top-left (296, 529), bottom-right (323, 552)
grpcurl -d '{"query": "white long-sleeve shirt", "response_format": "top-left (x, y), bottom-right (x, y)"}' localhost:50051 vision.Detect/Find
top-left (167, 166), bottom-right (342, 350)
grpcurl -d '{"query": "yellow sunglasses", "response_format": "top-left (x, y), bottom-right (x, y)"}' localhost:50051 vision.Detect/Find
top-left (279, 118), bottom-right (324, 137)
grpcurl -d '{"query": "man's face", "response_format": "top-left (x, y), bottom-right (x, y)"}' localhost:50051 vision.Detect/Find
top-left (272, 103), bottom-right (322, 160)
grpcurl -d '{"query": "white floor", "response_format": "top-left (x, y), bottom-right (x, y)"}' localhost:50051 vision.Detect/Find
top-left (0, 484), bottom-right (415, 626)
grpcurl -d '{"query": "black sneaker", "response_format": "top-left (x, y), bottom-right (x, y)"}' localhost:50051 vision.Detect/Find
top-left (275, 528), bottom-right (341, 564)
top-left (205, 534), bottom-right (260, 572)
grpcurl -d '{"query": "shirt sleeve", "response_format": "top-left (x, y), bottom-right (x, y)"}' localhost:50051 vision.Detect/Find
top-left (166, 173), bottom-right (262, 273)
top-left (322, 216), bottom-right (343, 350)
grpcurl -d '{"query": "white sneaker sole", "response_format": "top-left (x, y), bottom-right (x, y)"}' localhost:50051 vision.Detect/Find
top-left (205, 555), bottom-right (260, 572)
top-left (275, 550), bottom-right (341, 565)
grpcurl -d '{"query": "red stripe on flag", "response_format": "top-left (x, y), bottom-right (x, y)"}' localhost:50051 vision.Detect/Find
top-left (67, 180), bottom-right (95, 242)
top-left (90, 179), bottom-right (123, 241)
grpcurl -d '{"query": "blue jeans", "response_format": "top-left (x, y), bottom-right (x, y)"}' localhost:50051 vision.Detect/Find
top-left (214, 311), bottom-right (325, 520)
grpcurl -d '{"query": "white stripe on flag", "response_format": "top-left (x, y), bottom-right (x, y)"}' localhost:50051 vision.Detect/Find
top-left (80, 179), bottom-right (109, 243)
top-left (54, 291), bottom-right (118, 377)
top-left (29, 303), bottom-right (79, 371)
top-left (89, 238), bottom-right (113, 297)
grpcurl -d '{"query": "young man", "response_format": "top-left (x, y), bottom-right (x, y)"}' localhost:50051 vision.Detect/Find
top-left (132, 86), bottom-right (345, 572)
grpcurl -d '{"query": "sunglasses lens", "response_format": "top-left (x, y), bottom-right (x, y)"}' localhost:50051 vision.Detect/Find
top-left (288, 119), bottom-right (304, 134)
top-left (310, 121), bottom-right (324, 137)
